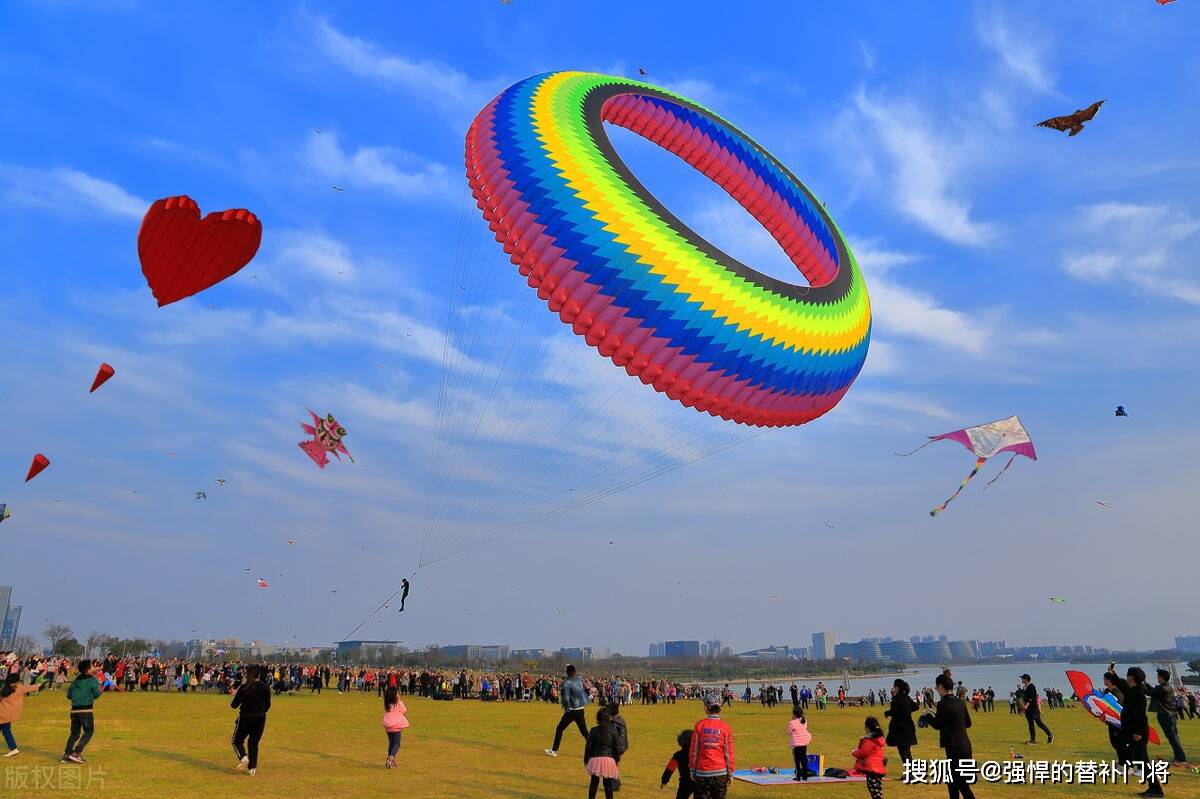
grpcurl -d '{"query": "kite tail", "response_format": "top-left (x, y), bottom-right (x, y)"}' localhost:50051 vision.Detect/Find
top-left (983, 453), bottom-right (1018, 490)
top-left (930, 457), bottom-right (987, 516)
top-left (895, 438), bottom-right (936, 457)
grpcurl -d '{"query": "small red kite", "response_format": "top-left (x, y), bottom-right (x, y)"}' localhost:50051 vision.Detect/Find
top-left (25, 453), bottom-right (50, 482)
top-left (90, 363), bottom-right (115, 393)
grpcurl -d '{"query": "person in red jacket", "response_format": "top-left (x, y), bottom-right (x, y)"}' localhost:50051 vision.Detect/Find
top-left (851, 716), bottom-right (887, 799)
top-left (689, 691), bottom-right (735, 799)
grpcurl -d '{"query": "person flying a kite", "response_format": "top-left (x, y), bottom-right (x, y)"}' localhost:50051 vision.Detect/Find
top-left (898, 415), bottom-right (1037, 516)
top-left (298, 411), bottom-right (353, 469)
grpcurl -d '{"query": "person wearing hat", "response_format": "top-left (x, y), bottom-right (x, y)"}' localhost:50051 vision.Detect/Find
top-left (1150, 669), bottom-right (1187, 765)
top-left (689, 689), bottom-right (735, 799)
top-left (1019, 674), bottom-right (1052, 745)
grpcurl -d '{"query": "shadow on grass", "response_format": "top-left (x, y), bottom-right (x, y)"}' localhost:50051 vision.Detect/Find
top-left (129, 746), bottom-right (230, 775)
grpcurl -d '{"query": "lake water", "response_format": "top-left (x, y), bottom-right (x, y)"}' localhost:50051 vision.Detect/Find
top-left (709, 661), bottom-right (1186, 697)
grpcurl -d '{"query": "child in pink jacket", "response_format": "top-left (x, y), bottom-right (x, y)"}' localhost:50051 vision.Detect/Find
top-left (787, 704), bottom-right (815, 780)
top-left (381, 686), bottom-right (409, 769)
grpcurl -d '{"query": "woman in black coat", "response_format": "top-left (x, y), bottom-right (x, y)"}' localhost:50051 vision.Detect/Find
top-left (884, 678), bottom-right (919, 763)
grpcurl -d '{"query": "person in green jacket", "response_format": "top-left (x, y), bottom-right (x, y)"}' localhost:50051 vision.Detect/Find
top-left (62, 660), bottom-right (101, 763)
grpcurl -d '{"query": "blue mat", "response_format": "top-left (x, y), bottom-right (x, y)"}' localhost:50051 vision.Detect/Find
top-left (733, 769), bottom-right (872, 786)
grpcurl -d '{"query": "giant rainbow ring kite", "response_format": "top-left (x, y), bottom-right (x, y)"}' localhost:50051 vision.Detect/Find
top-left (465, 72), bottom-right (871, 427)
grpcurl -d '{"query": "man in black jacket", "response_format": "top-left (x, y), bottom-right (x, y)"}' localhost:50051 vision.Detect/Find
top-left (1020, 674), bottom-right (1053, 744)
top-left (1150, 669), bottom-right (1187, 765)
top-left (231, 665), bottom-right (272, 776)
top-left (924, 673), bottom-right (975, 799)
top-left (1106, 665), bottom-right (1164, 798)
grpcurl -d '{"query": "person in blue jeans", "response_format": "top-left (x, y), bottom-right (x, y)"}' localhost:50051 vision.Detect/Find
top-left (1151, 669), bottom-right (1187, 765)
top-left (62, 660), bottom-right (101, 763)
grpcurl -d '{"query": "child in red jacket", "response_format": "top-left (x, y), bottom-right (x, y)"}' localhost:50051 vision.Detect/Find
top-left (851, 716), bottom-right (886, 799)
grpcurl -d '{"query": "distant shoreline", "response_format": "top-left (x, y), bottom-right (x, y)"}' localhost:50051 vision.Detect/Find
top-left (697, 668), bottom-right (916, 686)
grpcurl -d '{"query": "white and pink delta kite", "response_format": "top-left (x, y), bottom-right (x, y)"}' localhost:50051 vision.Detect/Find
top-left (898, 415), bottom-right (1037, 516)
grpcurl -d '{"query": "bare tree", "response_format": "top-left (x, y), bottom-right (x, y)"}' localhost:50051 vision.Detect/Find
top-left (43, 623), bottom-right (74, 653)
top-left (12, 634), bottom-right (41, 658)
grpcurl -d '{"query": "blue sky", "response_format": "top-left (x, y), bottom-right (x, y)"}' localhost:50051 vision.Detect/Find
top-left (2, 1), bottom-right (1198, 655)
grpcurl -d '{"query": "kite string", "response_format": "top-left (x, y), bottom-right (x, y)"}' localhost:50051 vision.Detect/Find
top-left (339, 566), bottom-right (423, 642)
top-left (929, 457), bottom-right (987, 517)
top-left (895, 438), bottom-right (935, 457)
top-left (983, 453), bottom-right (1018, 489)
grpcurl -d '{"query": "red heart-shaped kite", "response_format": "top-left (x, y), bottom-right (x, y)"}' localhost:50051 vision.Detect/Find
top-left (138, 195), bottom-right (262, 307)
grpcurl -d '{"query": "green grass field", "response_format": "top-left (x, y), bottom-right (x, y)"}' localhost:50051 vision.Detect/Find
top-left (4, 689), bottom-right (1198, 798)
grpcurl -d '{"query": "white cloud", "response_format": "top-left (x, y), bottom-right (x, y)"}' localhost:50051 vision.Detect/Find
top-left (975, 5), bottom-right (1056, 94)
top-left (1062, 202), bottom-right (1200, 305)
top-left (849, 91), bottom-right (996, 246)
top-left (309, 16), bottom-right (488, 113)
top-left (304, 133), bottom-right (453, 200)
top-left (0, 164), bottom-right (145, 219)
top-left (273, 230), bottom-right (357, 282)
top-left (656, 78), bottom-right (723, 108)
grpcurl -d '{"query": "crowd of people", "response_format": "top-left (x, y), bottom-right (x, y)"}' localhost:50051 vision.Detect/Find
top-left (2, 650), bottom-right (1195, 798)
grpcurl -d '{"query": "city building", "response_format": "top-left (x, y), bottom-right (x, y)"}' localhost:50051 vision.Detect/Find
top-left (702, 639), bottom-right (723, 658)
top-left (441, 644), bottom-right (482, 661)
top-left (913, 640), bottom-right (952, 662)
top-left (736, 645), bottom-right (794, 661)
top-left (834, 640), bottom-right (884, 661)
top-left (512, 648), bottom-right (547, 660)
top-left (1176, 635), bottom-right (1200, 653)
top-left (336, 640), bottom-right (403, 659)
top-left (558, 646), bottom-right (592, 662)
top-left (0, 586), bottom-right (11, 648)
top-left (880, 640), bottom-right (917, 662)
top-left (480, 645), bottom-right (510, 661)
top-left (664, 640), bottom-right (701, 659)
top-left (0, 603), bottom-right (21, 650)
top-left (648, 643), bottom-right (663, 658)
top-left (811, 632), bottom-right (836, 660)
top-left (948, 640), bottom-right (977, 661)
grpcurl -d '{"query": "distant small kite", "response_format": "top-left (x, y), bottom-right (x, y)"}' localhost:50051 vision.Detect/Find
top-left (90, 363), bottom-right (115, 393)
top-left (1036, 101), bottom-right (1104, 137)
top-left (195, 491), bottom-right (206, 501)
top-left (1096, 500), bottom-right (1114, 510)
top-left (1050, 597), bottom-right (1068, 604)
top-left (287, 538), bottom-right (295, 545)
top-left (1114, 405), bottom-right (1128, 417)
top-left (257, 578), bottom-right (269, 588)
top-left (0, 504), bottom-right (9, 524)
top-left (770, 594), bottom-right (783, 605)
top-left (25, 454), bottom-right (50, 482)
top-left (216, 479), bottom-right (227, 486)
top-left (899, 415), bottom-right (1036, 516)
top-left (331, 185), bottom-right (344, 192)
top-left (1157, 0), bottom-right (1176, 5)
top-left (638, 68), bottom-right (647, 76)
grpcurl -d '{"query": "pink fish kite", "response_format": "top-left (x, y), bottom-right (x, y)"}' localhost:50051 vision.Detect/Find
top-left (898, 415), bottom-right (1036, 516)
top-left (298, 410), bottom-right (353, 469)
